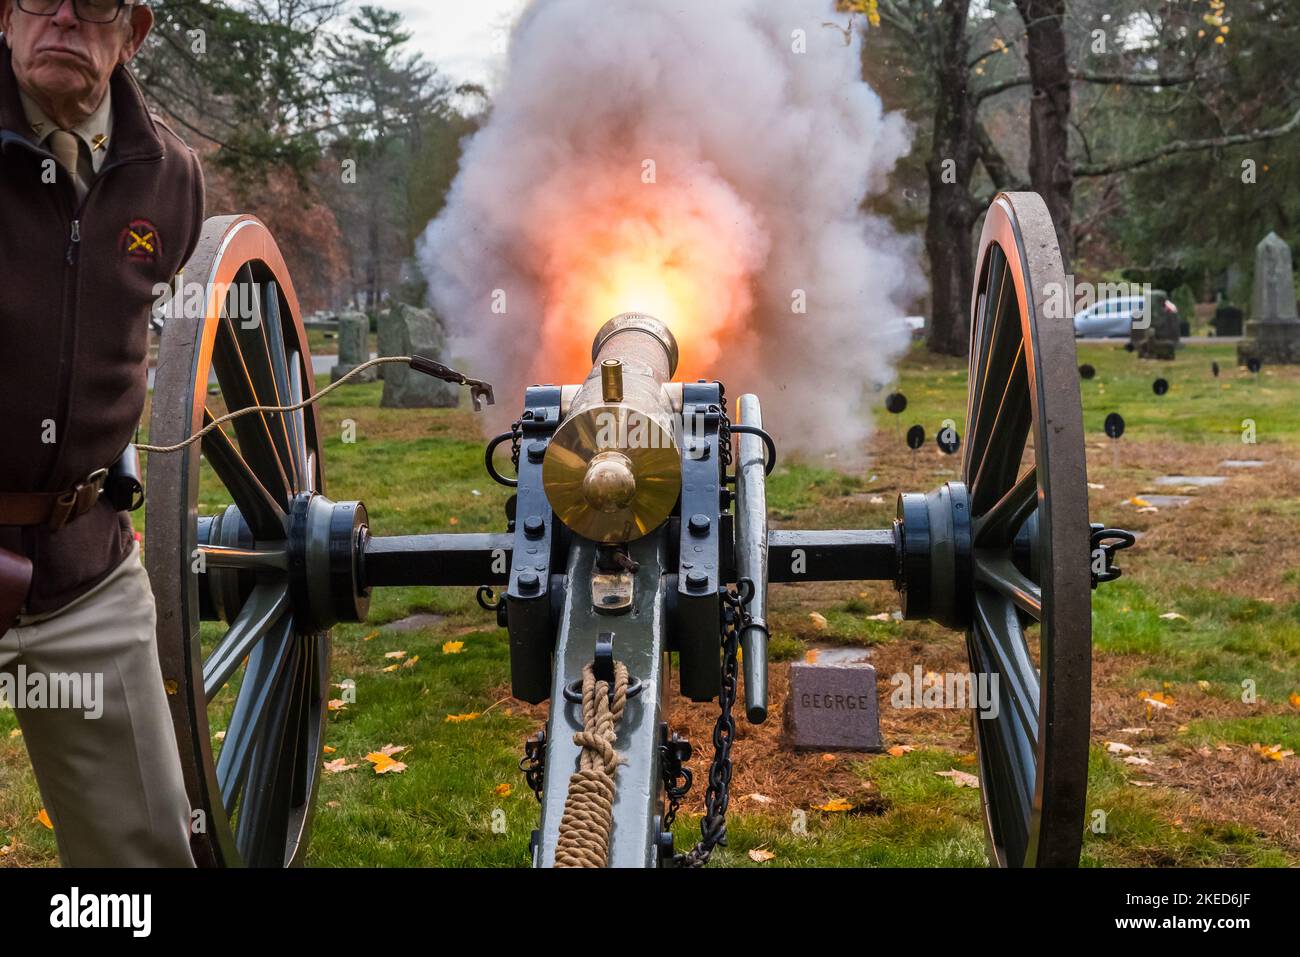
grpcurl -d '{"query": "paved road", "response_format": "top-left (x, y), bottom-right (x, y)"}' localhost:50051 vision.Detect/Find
top-left (1080, 336), bottom-right (1242, 346)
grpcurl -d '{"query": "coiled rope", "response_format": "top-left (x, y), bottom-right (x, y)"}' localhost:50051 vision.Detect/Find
top-left (553, 660), bottom-right (629, 868)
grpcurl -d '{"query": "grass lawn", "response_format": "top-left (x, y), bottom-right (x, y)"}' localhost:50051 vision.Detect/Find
top-left (2, 340), bottom-right (1299, 867)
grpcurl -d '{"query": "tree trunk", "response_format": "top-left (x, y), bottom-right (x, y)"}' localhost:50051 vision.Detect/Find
top-left (1015, 0), bottom-right (1073, 269)
top-left (925, 0), bottom-right (979, 357)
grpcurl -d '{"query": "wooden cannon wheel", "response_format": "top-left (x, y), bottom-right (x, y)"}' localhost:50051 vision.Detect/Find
top-left (146, 216), bottom-right (330, 867)
top-left (961, 192), bottom-right (1091, 866)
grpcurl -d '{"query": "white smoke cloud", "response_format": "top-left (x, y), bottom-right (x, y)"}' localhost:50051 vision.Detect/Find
top-left (418, 0), bottom-right (921, 463)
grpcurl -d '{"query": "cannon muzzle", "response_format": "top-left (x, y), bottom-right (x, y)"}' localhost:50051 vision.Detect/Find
top-left (542, 313), bottom-right (682, 543)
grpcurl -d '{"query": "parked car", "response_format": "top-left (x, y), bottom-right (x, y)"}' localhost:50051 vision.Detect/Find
top-left (1073, 292), bottom-right (1176, 338)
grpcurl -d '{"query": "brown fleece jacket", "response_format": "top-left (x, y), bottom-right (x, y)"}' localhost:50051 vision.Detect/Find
top-left (0, 41), bottom-right (204, 613)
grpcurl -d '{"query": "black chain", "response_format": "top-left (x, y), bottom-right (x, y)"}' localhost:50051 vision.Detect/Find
top-left (673, 579), bottom-right (752, 868)
top-left (519, 730), bottom-right (545, 802)
top-left (509, 410), bottom-right (533, 473)
top-left (716, 384), bottom-right (733, 472)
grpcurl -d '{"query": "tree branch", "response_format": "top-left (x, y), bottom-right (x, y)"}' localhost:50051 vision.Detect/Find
top-left (1074, 104), bottom-right (1300, 178)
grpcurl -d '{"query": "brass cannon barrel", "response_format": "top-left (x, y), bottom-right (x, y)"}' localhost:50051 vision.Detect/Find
top-left (542, 313), bottom-right (683, 543)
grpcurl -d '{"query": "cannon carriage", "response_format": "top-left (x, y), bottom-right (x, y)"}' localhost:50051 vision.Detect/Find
top-left (143, 192), bottom-right (1131, 868)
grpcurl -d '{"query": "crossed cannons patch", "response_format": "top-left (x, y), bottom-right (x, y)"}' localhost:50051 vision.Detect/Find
top-left (119, 219), bottom-right (161, 263)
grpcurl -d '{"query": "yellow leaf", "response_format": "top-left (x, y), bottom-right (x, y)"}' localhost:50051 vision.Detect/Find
top-left (8, 728), bottom-right (21, 739)
top-left (494, 783), bottom-right (512, 797)
top-left (446, 712), bottom-right (481, 723)
top-left (748, 847), bottom-right (777, 862)
top-left (323, 745), bottom-right (336, 754)
top-left (804, 649), bottom-right (820, 664)
top-left (821, 753), bottom-right (838, 763)
top-left (35, 808), bottom-right (52, 830)
top-left (362, 630), bottom-right (378, 641)
top-left (384, 650), bottom-right (407, 660)
top-left (370, 755), bottom-right (407, 775)
top-left (443, 641), bottom-right (465, 655)
top-left (809, 612), bottom-right (828, 631)
top-left (378, 744), bottom-right (407, 757)
top-left (1289, 692), bottom-right (1300, 708)
top-left (1128, 496), bottom-right (1151, 507)
top-left (327, 698), bottom-right (347, 712)
top-left (814, 798), bottom-right (853, 812)
top-left (381, 663), bottom-right (400, 673)
top-left (401, 655), bottom-right (420, 669)
top-left (886, 745), bottom-right (915, 757)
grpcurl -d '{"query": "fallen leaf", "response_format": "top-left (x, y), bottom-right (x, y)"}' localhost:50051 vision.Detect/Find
top-left (1106, 741), bottom-right (1134, 754)
top-left (809, 612), bottom-right (828, 631)
top-left (748, 848), bottom-right (776, 862)
top-left (327, 699), bottom-right (347, 712)
top-left (449, 517), bottom-right (459, 526)
top-left (1130, 780), bottom-right (1156, 788)
top-left (1087, 482), bottom-right (1106, 490)
top-left (494, 783), bottom-right (512, 797)
top-left (323, 758), bottom-right (358, 773)
top-left (868, 495), bottom-right (886, 505)
top-left (744, 793), bottom-right (773, 805)
top-left (1197, 680), bottom-right (1211, 691)
top-left (370, 756), bottom-right (407, 775)
top-left (384, 650), bottom-right (407, 660)
top-left (323, 745), bottom-right (336, 754)
top-left (887, 745), bottom-right (915, 757)
top-left (1251, 743), bottom-right (1294, 762)
top-left (0, 843), bottom-right (11, 856)
top-left (443, 641), bottom-right (465, 655)
top-left (814, 798), bottom-right (853, 812)
top-left (804, 649), bottom-right (820, 663)
top-left (821, 753), bottom-right (837, 763)
top-left (935, 769), bottom-right (980, 788)
top-left (1128, 496), bottom-right (1152, 507)
top-left (446, 712), bottom-right (481, 723)
top-left (8, 728), bottom-right (21, 739)
top-left (1137, 506), bottom-right (1159, 514)
top-left (34, 808), bottom-right (52, 830)
top-left (867, 612), bottom-right (891, 622)
top-left (362, 630), bottom-right (378, 642)
top-left (1289, 692), bottom-right (1300, 709)
top-left (1117, 727), bottom-right (1150, 735)
top-left (1159, 612), bottom-right (1187, 621)
top-left (401, 655), bottom-right (420, 669)
top-left (381, 663), bottom-right (400, 673)
top-left (1124, 756), bottom-right (1153, 766)
top-left (377, 744), bottom-right (407, 757)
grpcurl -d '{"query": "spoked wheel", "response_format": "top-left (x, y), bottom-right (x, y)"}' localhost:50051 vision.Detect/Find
top-left (147, 216), bottom-right (367, 867)
top-left (962, 193), bottom-right (1090, 867)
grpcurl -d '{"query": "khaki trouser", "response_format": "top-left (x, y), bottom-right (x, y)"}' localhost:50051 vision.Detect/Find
top-left (0, 540), bottom-right (194, 866)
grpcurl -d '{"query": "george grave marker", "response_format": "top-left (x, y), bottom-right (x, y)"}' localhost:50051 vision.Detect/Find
top-left (785, 660), bottom-right (883, 751)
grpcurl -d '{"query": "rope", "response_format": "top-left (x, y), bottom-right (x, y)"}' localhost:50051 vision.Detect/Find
top-left (553, 660), bottom-right (629, 868)
top-left (136, 356), bottom-right (414, 454)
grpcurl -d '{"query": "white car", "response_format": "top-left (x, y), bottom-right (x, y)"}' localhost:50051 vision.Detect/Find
top-left (1073, 294), bottom-right (1176, 338)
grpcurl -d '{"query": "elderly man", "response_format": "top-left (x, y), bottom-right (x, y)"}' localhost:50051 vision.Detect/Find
top-left (0, 0), bottom-right (203, 866)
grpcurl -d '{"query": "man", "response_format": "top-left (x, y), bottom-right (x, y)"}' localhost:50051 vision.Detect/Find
top-left (0, 0), bottom-right (203, 866)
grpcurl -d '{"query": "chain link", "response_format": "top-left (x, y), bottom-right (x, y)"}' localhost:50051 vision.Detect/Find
top-left (509, 410), bottom-right (533, 473)
top-left (672, 579), bottom-right (752, 868)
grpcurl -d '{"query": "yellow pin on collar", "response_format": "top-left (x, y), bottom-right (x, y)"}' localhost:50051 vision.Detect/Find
top-left (92, 134), bottom-right (108, 152)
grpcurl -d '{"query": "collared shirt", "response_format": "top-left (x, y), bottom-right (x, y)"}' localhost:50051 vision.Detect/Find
top-left (18, 86), bottom-right (113, 184)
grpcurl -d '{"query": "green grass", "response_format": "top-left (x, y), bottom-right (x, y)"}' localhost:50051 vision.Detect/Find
top-left (3, 342), bottom-right (1300, 867)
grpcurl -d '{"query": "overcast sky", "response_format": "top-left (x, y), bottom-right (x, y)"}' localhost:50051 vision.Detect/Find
top-left (371, 0), bottom-right (528, 91)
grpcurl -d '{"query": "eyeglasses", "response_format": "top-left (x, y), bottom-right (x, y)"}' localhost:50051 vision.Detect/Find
top-left (15, 0), bottom-right (135, 26)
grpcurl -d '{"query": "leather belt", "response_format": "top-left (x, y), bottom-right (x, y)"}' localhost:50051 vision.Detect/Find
top-left (0, 468), bottom-right (109, 531)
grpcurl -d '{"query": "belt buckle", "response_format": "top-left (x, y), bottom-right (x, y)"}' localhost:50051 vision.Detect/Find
top-left (48, 468), bottom-right (109, 531)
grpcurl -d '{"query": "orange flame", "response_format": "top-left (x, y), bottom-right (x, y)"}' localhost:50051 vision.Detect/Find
top-left (528, 167), bottom-right (766, 383)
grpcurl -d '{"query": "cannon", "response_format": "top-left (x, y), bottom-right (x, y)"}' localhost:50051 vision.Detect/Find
top-left (143, 193), bottom-right (1132, 868)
